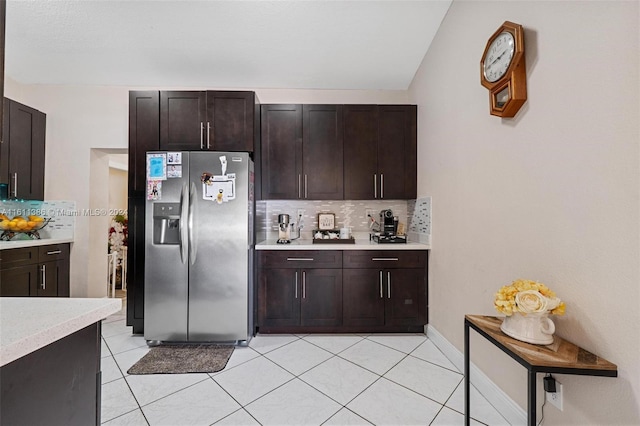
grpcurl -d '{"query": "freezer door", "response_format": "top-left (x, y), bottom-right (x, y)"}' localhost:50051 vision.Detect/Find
top-left (188, 152), bottom-right (251, 342)
top-left (144, 152), bottom-right (190, 342)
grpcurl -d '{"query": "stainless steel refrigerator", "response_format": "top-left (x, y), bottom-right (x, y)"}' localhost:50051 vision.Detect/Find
top-left (144, 151), bottom-right (254, 344)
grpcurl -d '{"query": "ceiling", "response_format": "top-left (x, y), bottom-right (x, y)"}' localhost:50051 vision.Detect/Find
top-left (5, 0), bottom-right (452, 90)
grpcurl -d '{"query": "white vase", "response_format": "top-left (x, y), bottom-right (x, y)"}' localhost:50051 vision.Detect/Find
top-left (500, 312), bottom-right (555, 345)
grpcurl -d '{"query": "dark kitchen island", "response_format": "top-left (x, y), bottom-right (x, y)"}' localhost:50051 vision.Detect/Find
top-left (0, 297), bottom-right (121, 425)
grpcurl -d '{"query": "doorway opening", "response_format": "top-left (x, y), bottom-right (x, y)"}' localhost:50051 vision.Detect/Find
top-left (88, 148), bottom-right (128, 303)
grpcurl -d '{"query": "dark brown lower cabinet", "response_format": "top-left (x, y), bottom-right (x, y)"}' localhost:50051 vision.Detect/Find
top-left (0, 244), bottom-right (70, 297)
top-left (257, 249), bottom-right (427, 334)
top-left (258, 250), bottom-right (343, 333)
top-left (259, 268), bottom-right (342, 329)
top-left (343, 268), bottom-right (426, 331)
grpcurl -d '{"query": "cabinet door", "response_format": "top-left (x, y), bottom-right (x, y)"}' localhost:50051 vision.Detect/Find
top-left (302, 105), bottom-right (343, 199)
top-left (384, 268), bottom-right (426, 326)
top-left (343, 268), bottom-right (385, 327)
top-left (129, 91), bottom-right (160, 197)
top-left (260, 105), bottom-right (302, 199)
top-left (343, 105), bottom-right (378, 200)
top-left (258, 268), bottom-right (300, 327)
top-left (159, 91), bottom-right (206, 150)
top-left (0, 264), bottom-right (37, 296)
top-left (300, 268), bottom-right (342, 327)
top-left (206, 91), bottom-right (254, 152)
top-left (5, 99), bottom-right (46, 200)
top-left (378, 105), bottom-right (417, 200)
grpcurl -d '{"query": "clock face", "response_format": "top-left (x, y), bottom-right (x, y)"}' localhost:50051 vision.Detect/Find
top-left (483, 31), bottom-right (515, 83)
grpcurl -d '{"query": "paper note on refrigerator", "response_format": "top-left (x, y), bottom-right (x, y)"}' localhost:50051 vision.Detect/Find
top-left (201, 173), bottom-right (236, 203)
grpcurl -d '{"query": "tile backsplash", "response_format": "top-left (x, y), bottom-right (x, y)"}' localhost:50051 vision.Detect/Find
top-left (0, 200), bottom-right (76, 240)
top-left (408, 197), bottom-right (431, 245)
top-left (259, 199), bottom-right (408, 238)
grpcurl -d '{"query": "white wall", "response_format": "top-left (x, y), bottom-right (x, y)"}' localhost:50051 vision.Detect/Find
top-left (109, 161), bottom-right (128, 213)
top-left (3, 79), bottom-right (408, 297)
top-left (409, 1), bottom-right (639, 424)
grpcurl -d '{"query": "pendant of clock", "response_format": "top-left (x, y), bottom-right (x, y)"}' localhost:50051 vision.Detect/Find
top-left (480, 21), bottom-right (527, 118)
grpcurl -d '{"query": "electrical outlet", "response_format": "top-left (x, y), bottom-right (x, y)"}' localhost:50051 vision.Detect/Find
top-left (546, 381), bottom-right (563, 411)
top-left (365, 209), bottom-right (377, 220)
top-left (297, 209), bottom-right (305, 218)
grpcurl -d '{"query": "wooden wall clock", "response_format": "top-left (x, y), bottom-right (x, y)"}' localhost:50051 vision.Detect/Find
top-left (480, 21), bottom-right (527, 118)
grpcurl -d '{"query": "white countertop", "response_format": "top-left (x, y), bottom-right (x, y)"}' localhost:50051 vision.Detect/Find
top-left (256, 238), bottom-right (430, 250)
top-left (0, 297), bottom-right (121, 366)
top-left (0, 237), bottom-right (74, 250)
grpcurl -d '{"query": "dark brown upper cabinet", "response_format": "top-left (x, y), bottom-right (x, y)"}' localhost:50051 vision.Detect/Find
top-left (303, 105), bottom-right (344, 200)
top-left (0, 99), bottom-right (46, 200)
top-left (260, 104), bottom-right (343, 200)
top-left (344, 105), bottom-right (417, 200)
top-left (128, 91), bottom-right (160, 198)
top-left (159, 91), bottom-right (255, 152)
top-left (260, 104), bottom-right (302, 200)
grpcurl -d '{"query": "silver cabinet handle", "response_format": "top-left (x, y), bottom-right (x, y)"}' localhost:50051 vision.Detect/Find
top-left (298, 174), bottom-right (301, 199)
top-left (374, 174), bottom-right (377, 198)
top-left (207, 122), bottom-right (211, 149)
top-left (372, 257), bottom-right (399, 261)
top-left (287, 258), bottom-right (314, 261)
top-left (380, 173), bottom-right (384, 199)
top-left (387, 271), bottom-right (391, 299)
top-left (304, 174), bottom-right (308, 199)
top-left (12, 173), bottom-right (17, 198)
top-left (302, 271), bottom-right (306, 299)
top-left (379, 270), bottom-right (383, 298)
top-left (200, 122), bottom-right (204, 149)
top-left (46, 250), bottom-right (62, 255)
top-left (41, 264), bottom-right (46, 290)
top-left (295, 271), bottom-right (298, 299)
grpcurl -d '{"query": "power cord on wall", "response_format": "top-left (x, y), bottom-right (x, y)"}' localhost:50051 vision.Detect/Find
top-left (538, 374), bottom-right (552, 425)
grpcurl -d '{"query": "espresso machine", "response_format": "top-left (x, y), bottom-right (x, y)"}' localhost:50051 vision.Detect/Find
top-left (277, 214), bottom-right (291, 244)
top-left (372, 209), bottom-right (406, 243)
top-left (277, 213), bottom-right (303, 244)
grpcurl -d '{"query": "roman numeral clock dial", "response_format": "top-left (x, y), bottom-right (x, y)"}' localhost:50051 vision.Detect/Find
top-left (480, 21), bottom-right (528, 118)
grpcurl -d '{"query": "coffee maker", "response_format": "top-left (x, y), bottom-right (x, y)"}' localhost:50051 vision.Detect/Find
top-left (380, 209), bottom-right (397, 236)
top-left (277, 214), bottom-right (291, 244)
top-left (372, 209), bottom-right (406, 243)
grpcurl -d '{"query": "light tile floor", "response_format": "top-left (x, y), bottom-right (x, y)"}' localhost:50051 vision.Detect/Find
top-left (100, 305), bottom-right (510, 426)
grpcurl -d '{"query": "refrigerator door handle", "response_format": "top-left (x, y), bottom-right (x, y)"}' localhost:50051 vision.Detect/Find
top-left (188, 181), bottom-right (198, 265)
top-left (179, 183), bottom-right (188, 264)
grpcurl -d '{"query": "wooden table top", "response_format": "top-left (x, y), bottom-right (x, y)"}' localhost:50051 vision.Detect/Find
top-left (465, 315), bottom-right (617, 376)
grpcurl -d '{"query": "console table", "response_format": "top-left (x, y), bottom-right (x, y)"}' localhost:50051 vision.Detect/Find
top-left (464, 315), bottom-right (617, 426)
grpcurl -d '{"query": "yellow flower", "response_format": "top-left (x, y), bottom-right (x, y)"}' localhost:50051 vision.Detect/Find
top-left (494, 279), bottom-right (566, 316)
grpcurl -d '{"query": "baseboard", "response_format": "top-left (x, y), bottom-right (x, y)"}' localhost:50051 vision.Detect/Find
top-left (426, 324), bottom-right (527, 426)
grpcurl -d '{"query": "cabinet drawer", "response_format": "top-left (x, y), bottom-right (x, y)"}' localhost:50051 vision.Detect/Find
top-left (38, 244), bottom-right (70, 262)
top-left (259, 250), bottom-right (342, 269)
top-left (1, 247), bottom-right (39, 269)
top-left (343, 250), bottom-right (427, 269)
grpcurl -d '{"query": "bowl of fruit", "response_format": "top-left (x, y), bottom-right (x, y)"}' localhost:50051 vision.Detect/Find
top-left (0, 214), bottom-right (50, 240)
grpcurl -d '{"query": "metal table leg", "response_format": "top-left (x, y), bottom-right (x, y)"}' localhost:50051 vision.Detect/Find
top-left (528, 369), bottom-right (536, 426)
top-left (465, 321), bottom-right (470, 426)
